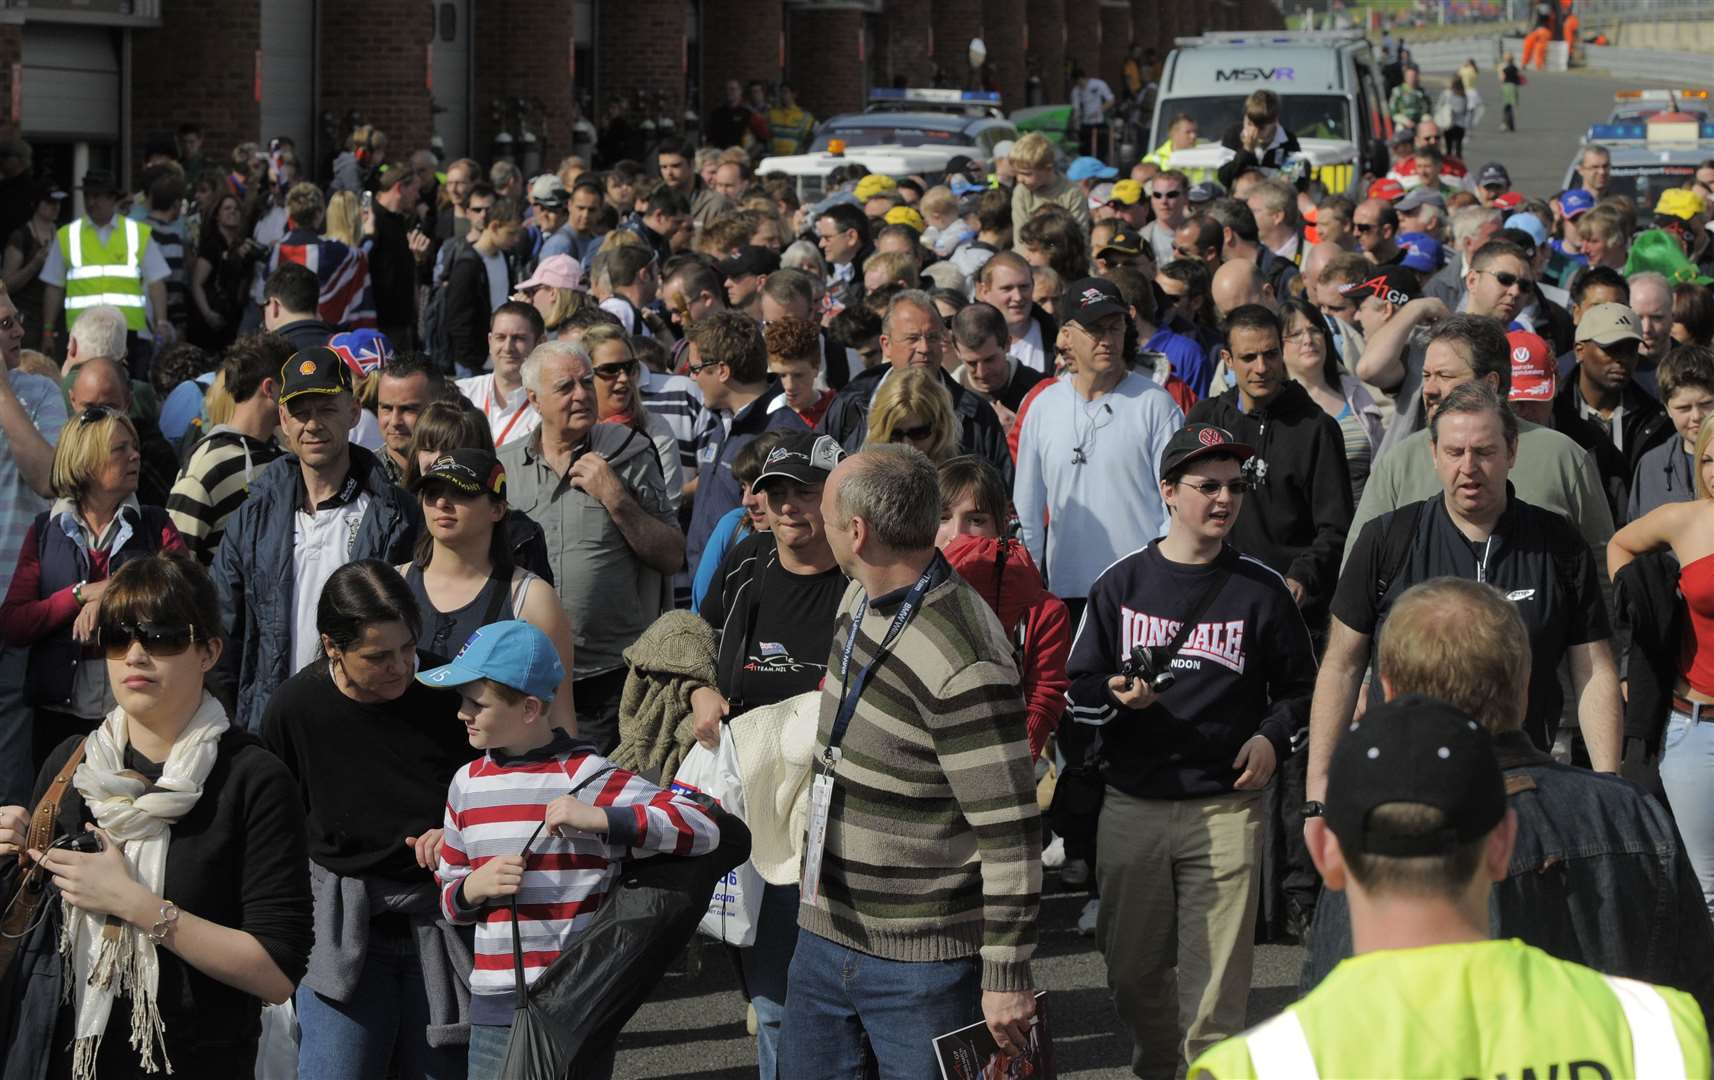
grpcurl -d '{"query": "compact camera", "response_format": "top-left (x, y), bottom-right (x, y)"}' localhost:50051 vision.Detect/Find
top-left (1121, 644), bottom-right (1176, 694)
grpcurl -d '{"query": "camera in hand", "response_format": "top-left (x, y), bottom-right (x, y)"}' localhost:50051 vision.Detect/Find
top-left (59, 832), bottom-right (104, 855)
top-left (1121, 644), bottom-right (1176, 694)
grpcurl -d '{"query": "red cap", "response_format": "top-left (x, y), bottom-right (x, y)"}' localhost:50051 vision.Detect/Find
top-left (1492, 191), bottom-right (1525, 210)
top-left (1507, 331), bottom-right (1555, 402)
top-left (1369, 178), bottom-right (1406, 202)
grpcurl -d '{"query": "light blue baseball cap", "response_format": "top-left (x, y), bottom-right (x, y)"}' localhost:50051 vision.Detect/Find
top-left (1067, 156), bottom-right (1118, 182)
top-left (416, 620), bottom-right (564, 700)
top-left (1504, 211), bottom-right (1549, 248)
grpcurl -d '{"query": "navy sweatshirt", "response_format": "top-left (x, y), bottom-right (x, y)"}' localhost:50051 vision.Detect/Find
top-left (1065, 541), bottom-right (1316, 799)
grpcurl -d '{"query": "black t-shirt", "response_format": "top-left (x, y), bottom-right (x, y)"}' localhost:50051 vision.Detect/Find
top-left (702, 531), bottom-right (847, 712)
top-left (1331, 492), bottom-right (1608, 748)
top-left (706, 105), bottom-right (755, 150)
top-left (260, 657), bottom-right (472, 882)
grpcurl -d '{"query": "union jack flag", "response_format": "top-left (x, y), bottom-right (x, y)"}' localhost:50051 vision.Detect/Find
top-left (270, 228), bottom-right (377, 332)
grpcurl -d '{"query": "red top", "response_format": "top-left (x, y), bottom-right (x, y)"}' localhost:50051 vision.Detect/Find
top-left (0, 516), bottom-right (188, 645)
top-left (1681, 552), bottom-right (1714, 696)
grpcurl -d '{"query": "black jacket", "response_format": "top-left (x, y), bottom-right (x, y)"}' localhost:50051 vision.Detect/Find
top-left (817, 364), bottom-right (1013, 485)
top-left (443, 243), bottom-right (507, 376)
top-left (1614, 553), bottom-right (1684, 755)
top-left (1552, 374), bottom-right (1673, 512)
top-left (271, 316), bottom-right (334, 356)
top-left (1186, 381), bottom-right (1353, 610)
top-left (369, 202), bottom-right (419, 338)
top-left (1217, 123), bottom-right (1304, 189)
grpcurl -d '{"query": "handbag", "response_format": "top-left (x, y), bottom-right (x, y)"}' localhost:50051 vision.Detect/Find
top-left (0, 738), bottom-right (88, 979)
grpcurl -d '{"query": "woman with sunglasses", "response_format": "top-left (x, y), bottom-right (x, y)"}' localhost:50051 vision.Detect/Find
top-left (258, 560), bottom-right (474, 1080)
top-left (866, 367), bottom-right (960, 462)
top-left (0, 553), bottom-right (311, 1078)
top-left (1, 406), bottom-right (187, 774)
top-left (399, 447), bottom-right (576, 732)
top-left (584, 323), bottom-right (683, 508)
top-left (1279, 298), bottom-right (1383, 505)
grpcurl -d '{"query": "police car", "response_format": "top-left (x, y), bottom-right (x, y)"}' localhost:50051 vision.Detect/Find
top-left (1565, 115), bottom-right (1714, 226)
top-left (756, 89), bottom-right (1017, 203)
top-left (1605, 88), bottom-right (1711, 124)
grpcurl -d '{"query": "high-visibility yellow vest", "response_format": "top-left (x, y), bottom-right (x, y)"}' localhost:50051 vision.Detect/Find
top-left (1141, 139), bottom-right (1213, 184)
top-left (1189, 940), bottom-right (1710, 1080)
top-left (58, 217), bottom-right (151, 332)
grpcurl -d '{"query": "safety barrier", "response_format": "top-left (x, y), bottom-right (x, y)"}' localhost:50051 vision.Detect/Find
top-left (1402, 37), bottom-right (1501, 72)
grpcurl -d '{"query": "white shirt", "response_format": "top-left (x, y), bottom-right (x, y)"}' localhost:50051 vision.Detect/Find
top-left (1071, 78), bottom-right (1116, 128)
top-left (291, 493), bottom-right (372, 673)
top-left (1010, 319), bottom-right (1048, 374)
top-left (599, 296), bottom-right (654, 337)
top-left (457, 372), bottom-right (541, 448)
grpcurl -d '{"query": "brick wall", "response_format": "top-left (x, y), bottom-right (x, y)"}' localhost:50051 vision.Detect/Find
top-left (320, 0), bottom-right (433, 154)
top-left (981, 0), bottom-right (1027, 109)
top-left (1024, 0), bottom-right (1066, 104)
top-left (880, 4), bottom-right (932, 87)
top-left (930, 0), bottom-right (984, 87)
top-left (475, 0), bottom-right (582, 169)
top-left (786, 7), bottom-right (865, 121)
top-left (701, 0), bottom-right (783, 115)
top-left (599, 0), bottom-right (686, 123)
top-left (1064, 4), bottom-right (1100, 93)
top-left (0, 24), bottom-right (21, 134)
top-left (1098, 3), bottom-right (1131, 93)
top-left (133, 0), bottom-right (260, 163)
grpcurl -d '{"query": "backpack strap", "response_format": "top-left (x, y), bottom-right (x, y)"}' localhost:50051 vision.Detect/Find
top-left (1373, 502), bottom-right (1425, 611)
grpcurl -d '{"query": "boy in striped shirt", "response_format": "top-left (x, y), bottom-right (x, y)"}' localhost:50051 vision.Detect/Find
top-left (423, 620), bottom-right (720, 1077)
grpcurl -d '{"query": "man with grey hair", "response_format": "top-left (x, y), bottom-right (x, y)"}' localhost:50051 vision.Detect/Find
top-left (780, 443), bottom-right (1041, 1077)
top-left (1424, 205), bottom-right (1502, 309)
top-left (818, 289), bottom-right (1012, 479)
top-left (65, 354), bottom-right (178, 507)
top-left (62, 302), bottom-right (130, 375)
top-left (1246, 178), bottom-right (1301, 262)
top-left (499, 338), bottom-right (683, 752)
top-left (1314, 379), bottom-right (1620, 800)
top-left (1628, 272), bottom-right (1674, 400)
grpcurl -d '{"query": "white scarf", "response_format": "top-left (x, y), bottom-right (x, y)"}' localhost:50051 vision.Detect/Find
top-left (60, 692), bottom-right (229, 1080)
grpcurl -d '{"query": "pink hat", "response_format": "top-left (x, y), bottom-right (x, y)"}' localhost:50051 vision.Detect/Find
top-left (516, 254), bottom-right (583, 293)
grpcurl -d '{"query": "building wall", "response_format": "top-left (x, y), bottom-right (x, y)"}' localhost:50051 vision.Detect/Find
top-left (598, 0), bottom-right (686, 121)
top-left (982, 0), bottom-right (1027, 108)
top-left (880, 3), bottom-right (933, 88)
top-left (132, 0), bottom-right (260, 157)
top-left (786, 6), bottom-right (865, 124)
top-left (475, 0), bottom-right (579, 169)
top-left (1098, 3), bottom-right (1131, 94)
top-left (701, 0), bottom-right (784, 114)
top-left (930, 0), bottom-right (985, 87)
top-left (320, 0), bottom-right (433, 153)
top-left (1025, 0), bottom-right (1067, 104)
top-left (0, 24), bottom-right (24, 134)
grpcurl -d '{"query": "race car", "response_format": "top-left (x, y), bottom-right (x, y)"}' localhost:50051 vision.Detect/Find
top-left (756, 90), bottom-right (1017, 203)
top-left (1606, 89), bottom-right (1711, 124)
top-left (1566, 117), bottom-right (1714, 226)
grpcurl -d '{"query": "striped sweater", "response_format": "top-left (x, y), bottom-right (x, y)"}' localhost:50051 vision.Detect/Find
top-left (801, 555), bottom-right (1042, 992)
top-left (166, 428), bottom-right (286, 564)
top-left (435, 731), bottom-right (720, 1024)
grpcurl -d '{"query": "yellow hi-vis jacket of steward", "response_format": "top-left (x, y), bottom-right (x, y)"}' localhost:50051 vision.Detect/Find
top-left (58, 217), bottom-right (152, 332)
top-left (1189, 939), bottom-right (1709, 1080)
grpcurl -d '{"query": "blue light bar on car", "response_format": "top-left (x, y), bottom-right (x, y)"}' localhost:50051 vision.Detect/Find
top-left (868, 88), bottom-right (1002, 105)
top-left (1587, 122), bottom-right (1647, 141)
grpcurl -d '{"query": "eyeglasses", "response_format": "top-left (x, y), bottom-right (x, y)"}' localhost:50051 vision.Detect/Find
top-left (1180, 478), bottom-right (1253, 497)
top-left (891, 424), bottom-right (934, 442)
top-left (100, 622), bottom-right (198, 661)
top-left (1481, 269), bottom-right (1534, 290)
top-left (1283, 327), bottom-right (1323, 345)
top-left (893, 332), bottom-right (947, 350)
top-left (0, 312), bottom-right (25, 332)
top-left (685, 357), bottom-right (723, 375)
top-left (466, 202), bottom-right (493, 216)
top-left (593, 358), bottom-right (638, 380)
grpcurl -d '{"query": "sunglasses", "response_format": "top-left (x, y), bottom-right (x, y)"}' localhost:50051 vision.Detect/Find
top-left (1151, 190), bottom-right (1183, 200)
top-left (79, 405), bottom-right (116, 424)
top-left (100, 622), bottom-right (198, 661)
top-left (1180, 479), bottom-right (1253, 497)
top-left (891, 424), bottom-right (934, 442)
top-left (1354, 223), bottom-right (1378, 234)
top-left (1482, 269), bottom-right (1534, 290)
top-left (593, 358), bottom-right (638, 380)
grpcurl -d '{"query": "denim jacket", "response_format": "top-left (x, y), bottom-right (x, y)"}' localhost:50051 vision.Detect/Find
top-left (1302, 731), bottom-right (1714, 1021)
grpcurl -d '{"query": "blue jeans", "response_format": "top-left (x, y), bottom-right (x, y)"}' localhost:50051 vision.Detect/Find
top-left (1661, 707), bottom-right (1714, 918)
top-left (778, 929), bottom-right (981, 1080)
top-left (295, 931), bottom-right (467, 1080)
top-left (739, 884), bottom-right (801, 1079)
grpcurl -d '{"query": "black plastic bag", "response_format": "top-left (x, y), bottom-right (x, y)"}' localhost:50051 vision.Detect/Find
top-left (499, 797), bottom-right (752, 1079)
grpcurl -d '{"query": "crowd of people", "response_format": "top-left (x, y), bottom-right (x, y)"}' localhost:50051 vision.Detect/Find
top-left (0, 61), bottom-right (1712, 1080)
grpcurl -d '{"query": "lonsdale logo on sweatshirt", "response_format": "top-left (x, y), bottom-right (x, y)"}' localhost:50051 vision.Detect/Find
top-left (1118, 607), bottom-right (1248, 675)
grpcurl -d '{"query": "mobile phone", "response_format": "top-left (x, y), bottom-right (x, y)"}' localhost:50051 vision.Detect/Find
top-left (362, 190), bottom-right (373, 213)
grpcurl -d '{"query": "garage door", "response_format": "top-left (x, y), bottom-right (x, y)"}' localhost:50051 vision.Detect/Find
top-left (20, 23), bottom-right (120, 139)
top-left (431, 0), bottom-right (472, 160)
top-left (261, 0), bottom-right (317, 156)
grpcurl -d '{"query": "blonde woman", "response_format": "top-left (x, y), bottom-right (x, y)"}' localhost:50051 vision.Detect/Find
top-left (0, 406), bottom-right (188, 766)
top-left (866, 366), bottom-right (960, 462)
top-left (324, 189), bottom-right (362, 248)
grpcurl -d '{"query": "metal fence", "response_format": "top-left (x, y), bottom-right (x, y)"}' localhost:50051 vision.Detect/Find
top-left (1571, 0), bottom-right (1714, 18)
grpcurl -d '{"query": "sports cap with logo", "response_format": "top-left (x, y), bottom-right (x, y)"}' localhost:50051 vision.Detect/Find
top-left (528, 175), bottom-right (569, 209)
top-left (1325, 695), bottom-right (1507, 858)
top-left (415, 447), bottom-right (507, 499)
top-left (1506, 331), bottom-right (1555, 402)
top-left (1339, 265), bottom-right (1418, 308)
top-left (1096, 225), bottom-right (1143, 259)
top-left (1062, 277), bottom-right (1128, 328)
top-left (1559, 188), bottom-right (1595, 219)
top-left (1158, 423), bottom-right (1255, 481)
top-left (327, 329), bottom-right (396, 379)
top-left (1575, 302), bottom-right (1643, 347)
top-left (1368, 177), bottom-right (1406, 202)
top-left (416, 619), bottom-right (565, 700)
top-left (1477, 162), bottom-right (1511, 189)
top-left (280, 346), bottom-right (355, 405)
top-left (1396, 233), bottom-right (1444, 274)
top-left (716, 246), bottom-right (782, 279)
top-left (750, 432), bottom-right (845, 493)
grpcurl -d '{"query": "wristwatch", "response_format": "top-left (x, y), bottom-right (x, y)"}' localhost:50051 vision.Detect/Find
top-left (1300, 799), bottom-right (1326, 819)
top-left (146, 900), bottom-right (180, 945)
top-left (72, 580), bottom-right (87, 605)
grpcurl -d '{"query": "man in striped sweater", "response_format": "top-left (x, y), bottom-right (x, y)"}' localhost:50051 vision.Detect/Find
top-left (780, 444), bottom-right (1042, 1077)
top-left (425, 620), bottom-right (721, 1077)
top-left (165, 334), bottom-right (289, 563)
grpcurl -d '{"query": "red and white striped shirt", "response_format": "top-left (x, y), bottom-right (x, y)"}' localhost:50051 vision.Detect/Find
top-left (436, 733), bottom-right (719, 1018)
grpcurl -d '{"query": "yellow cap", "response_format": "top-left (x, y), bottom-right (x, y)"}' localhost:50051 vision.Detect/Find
top-left (854, 174), bottom-right (899, 201)
top-left (1110, 179), bottom-right (1144, 205)
top-left (884, 205), bottom-right (926, 232)
top-left (1656, 187), bottom-right (1708, 222)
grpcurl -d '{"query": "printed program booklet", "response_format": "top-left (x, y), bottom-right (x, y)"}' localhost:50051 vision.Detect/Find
top-left (932, 990), bottom-right (1054, 1080)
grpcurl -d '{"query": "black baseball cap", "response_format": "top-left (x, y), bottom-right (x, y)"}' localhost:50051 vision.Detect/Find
top-left (1477, 162), bottom-right (1511, 188)
top-left (78, 168), bottom-right (122, 196)
top-left (944, 154), bottom-right (986, 185)
top-left (750, 432), bottom-right (845, 493)
top-left (1096, 225), bottom-right (1143, 259)
top-left (415, 447), bottom-right (507, 500)
top-left (1063, 277), bottom-right (1128, 328)
top-left (716, 245), bottom-right (782, 279)
top-left (1158, 423), bottom-right (1255, 480)
top-left (1325, 695), bottom-right (1507, 859)
top-left (279, 346), bottom-right (355, 405)
top-left (1338, 265), bottom-right (1419, 307)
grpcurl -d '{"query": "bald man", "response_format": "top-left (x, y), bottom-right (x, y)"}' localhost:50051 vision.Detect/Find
top-left (1212, 260), bottom-right (1270, 320)
top-left (67, 356), bottom-right (179, 507)
top-left (1299, 241), bottom-right (1340, 306)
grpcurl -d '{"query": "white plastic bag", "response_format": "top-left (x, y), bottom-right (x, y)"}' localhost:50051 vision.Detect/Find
top-left (253, 998), bottom-right (298, 1080)
top-left (671, 734), bottom-right (763, 947)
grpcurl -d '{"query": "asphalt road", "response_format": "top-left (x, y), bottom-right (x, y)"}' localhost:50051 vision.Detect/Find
top-left (604, 61), bottom-right (1701, 1080)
